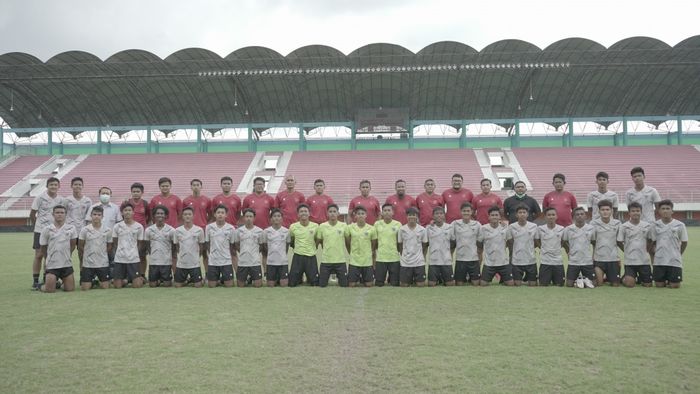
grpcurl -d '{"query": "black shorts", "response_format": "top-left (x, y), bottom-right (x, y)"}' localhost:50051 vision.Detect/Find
top-left (400, 266), bottom-right (426, 285)
top-left (174, 267), bottom-right (202, 283)
top-left (207, 265), bottom-right (234, 282)
top-left (539, 264), bottom-right (565, 286)
top-left (566, 265), bottom-right (596, 281)
top-left (428, 265), bottom-right (454, 283)
top-left (237, 266), bottom-right (262, 282)
top-left (624, 265), bottom-right (652, 284)
top-left (512, 264), bottom-right (537, 282)
top-left (113, 262), bottom-right (142, 281)
top-left (149, 265), bottom-right (173, 282)
top-left (653, 266), bottom-right (683, 283)
top-left (375, 261), bottom-right (400, 286)
top-left (33, 232), bottom-right (41, 250)
top-left (319, 263), bottom-right (348, 287)
top-left (46, 266), bottom-right (74, 279)
top-left (267, 265), bottom-right (289, 283)
top-left (348, 265), bottom-right (374, 284)
top-left (80, 267), bottom-right (110, 283)
top-left (455, 260), bottom-right (481, 282)
top-left (289, 254), bottom-right (319, 287)
top-left (594, 261), bottom-right (621, 284)
top-left (481, 265), bottom-right (513, 283)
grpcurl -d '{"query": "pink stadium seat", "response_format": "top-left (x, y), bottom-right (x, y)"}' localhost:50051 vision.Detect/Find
top-left (60, 152), bottom-right (255, 202)
top-left (513, 146), bottom-right (700, 203)
top-left (0, 156), bottom-right (53, 194)
top-left (281, 149), bottom-right (483, 206)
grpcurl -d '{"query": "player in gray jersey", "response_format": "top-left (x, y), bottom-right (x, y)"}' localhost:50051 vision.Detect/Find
top-left (591, 200), bottom-right (622, 286)
top-left (205, 205), bottom-right (237, 288)
top-left (536, 208), bottom-right (565, 286)
top-left (625, 167), bottom-right (661, 224)
top-left (39, 205), bottom-right (77, 293)
top-left (563, 207), bottom-right (596, 288)
top-left (450, 202), bottom-right (482, 286)
top-left (477, 207), bottom-right (514, 286)
top-left (173, 207), bottom-right (205, 287)
top-left (144, 205), bottom-right (176, 287)
top-left (650, 200), bottom-right (688, 288)
top-left (112, 203), bottom-right (145, 288)
top-left (65, 177), bottom-right (92, 235)
top-left (78, 205), bottom-right (113, 290)
top-left (427, 207), bottom-right (454, 286)
top-left (397, 208), bottom-right (428, 287)
top-left (617, 202), bottom-right (653, 287)
top-left (586, 171), bottom-right (619, 220)
top-left (506, 205), bottom-right (539, 286)
top-left (263, 209), bottom-right (291, 287)
top-left (30, 177), bottom-right (66, 290)
top-left (235, 209), bottom-right (264, 288)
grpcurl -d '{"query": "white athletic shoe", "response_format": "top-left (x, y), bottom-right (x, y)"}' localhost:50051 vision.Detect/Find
top-left (575, 278), bottom-right (585, 288)
top-left (583, 277), bottom-right (595, 289)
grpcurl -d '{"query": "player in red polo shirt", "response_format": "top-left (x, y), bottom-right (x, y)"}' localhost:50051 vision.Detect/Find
top-left (307, 179), bottom-right (334, 224)
top-left (348, 180), bottom-right (381, 225)
top-left (472, 178), bottom-right (503, 224)
top-left (127, 182), bottom-right (150, 275)
top-left (416, 179), bottom-right (444, 226)
top-left (276, 175), bottom-right (306, 228)
top-left (442, 173), bottom-right (474, 224)
top-left (183, 178), bottom-right (211, 229)
top-left (149, 177), bottom-right (183, 228)
top-left (385, 179), bottom-right (417, 225)
top-left (242, 177), bottom-right (276, 229)
top-left (127, 182), bottom-right (150, 228)
top-left (542, 173), bottom-right (577, 227)
top-left (210, 176), bottom-right (241, 227)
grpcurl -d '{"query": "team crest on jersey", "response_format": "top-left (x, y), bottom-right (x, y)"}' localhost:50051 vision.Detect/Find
top-left (337, 230), bottom-right (342, 235)
top-left (364, 231), bottom-right (369, 236)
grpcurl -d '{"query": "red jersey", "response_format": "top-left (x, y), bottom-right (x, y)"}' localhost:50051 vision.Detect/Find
top-left (242, 192), bottom-right (277, 229)
top-left (276, 190), bottom-right (306, 227)
top-left (127, 198), bottom-right (150, 227)
top-left (442, 188), bottom-right (474, 224)
top-left (306, 194), bottom-right (334, 224)
top-left (542, 191), bottom-right (577, 227)
top-left (472, 193), bottom-right (503, 224)
top-left (416, 192), bottom-right (444, 226)
top-left (149, 194), bottom-right (182, 228)
top-left (183, 194), bottom-right (211, 228)
top-left (348, 195), bottom-right (381, 225)
top-left (384, 194), bottom-right (417, 225)
top-left (210, 193), bottom-right (241, 226)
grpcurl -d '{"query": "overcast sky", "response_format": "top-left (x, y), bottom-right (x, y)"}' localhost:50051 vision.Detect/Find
top-left (0, 0), bottom-right (698, 61)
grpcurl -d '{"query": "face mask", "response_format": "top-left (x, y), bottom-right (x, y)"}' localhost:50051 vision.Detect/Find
top-left (515, 192), bottom-right (526, 198)
top-left (100, 194), bottom-right (111, 204)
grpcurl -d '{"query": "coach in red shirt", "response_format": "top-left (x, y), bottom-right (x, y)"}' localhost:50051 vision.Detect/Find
top-left (542, 173), bottom-right (577, 227)
top-left (385, 179), bottom-right (417, 225)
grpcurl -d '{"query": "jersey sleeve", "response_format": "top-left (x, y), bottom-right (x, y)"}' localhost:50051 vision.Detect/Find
top-left (680, 223), bottom-right (689, 242)
top-left (505, 226), bottom-right (513, 240)
top-left (316, 225), bottom-right (324, 240)
top-left (652, 188), bottom-right (661, 203)
top-left (370, 227), bottom-right (377, 240)
top-left (111, 224), bottom-right (120, 239)
top-left (137, 225), bottom-right (144, 241)
top-left (39, 228), bottom-right (49, 246)
top-left (616, 226), bottom-right (625, 242)
top-left (373, 197), bottom-right (381, 216)
top-left (78, 227), bottom-right (88, 241)
top-left (106, 230), bottom-right (113, 243)
top-left (397, 228), bottom-right (404, 243)
top-left (586, 193), bottom-right (593, 210)
top-left (420, 228), bottom-right (428, 243)
top-left (197, 228), bottom-right (205, 243)
top-left (570, 194), bottom-right (578, 210)
top-left (477, 227), bottom-right (484, 243)
top-left (612, 194), bottom-right (619, 209)
top-left (542, 195), bottom-right (550, 209)
top-left (204, 225), bottom-right (211, 242)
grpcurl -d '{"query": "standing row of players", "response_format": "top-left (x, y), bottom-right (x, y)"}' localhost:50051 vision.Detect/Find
top-left (31, 166), bottom-right (687, 292)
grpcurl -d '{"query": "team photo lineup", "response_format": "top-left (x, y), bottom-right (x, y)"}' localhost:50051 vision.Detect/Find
top-left (31, 165), bottom-right (688, 293)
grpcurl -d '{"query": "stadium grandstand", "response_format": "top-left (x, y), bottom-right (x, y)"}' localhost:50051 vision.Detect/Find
top-left (1, 36), bottom-right (700, 227)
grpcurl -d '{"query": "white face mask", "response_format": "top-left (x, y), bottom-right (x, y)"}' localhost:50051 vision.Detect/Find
top-left (100, 194), bottom-right (111, 204)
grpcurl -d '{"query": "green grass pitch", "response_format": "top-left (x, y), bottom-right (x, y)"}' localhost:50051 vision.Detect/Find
top-left (1, 230), bottom-right (699, 393)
